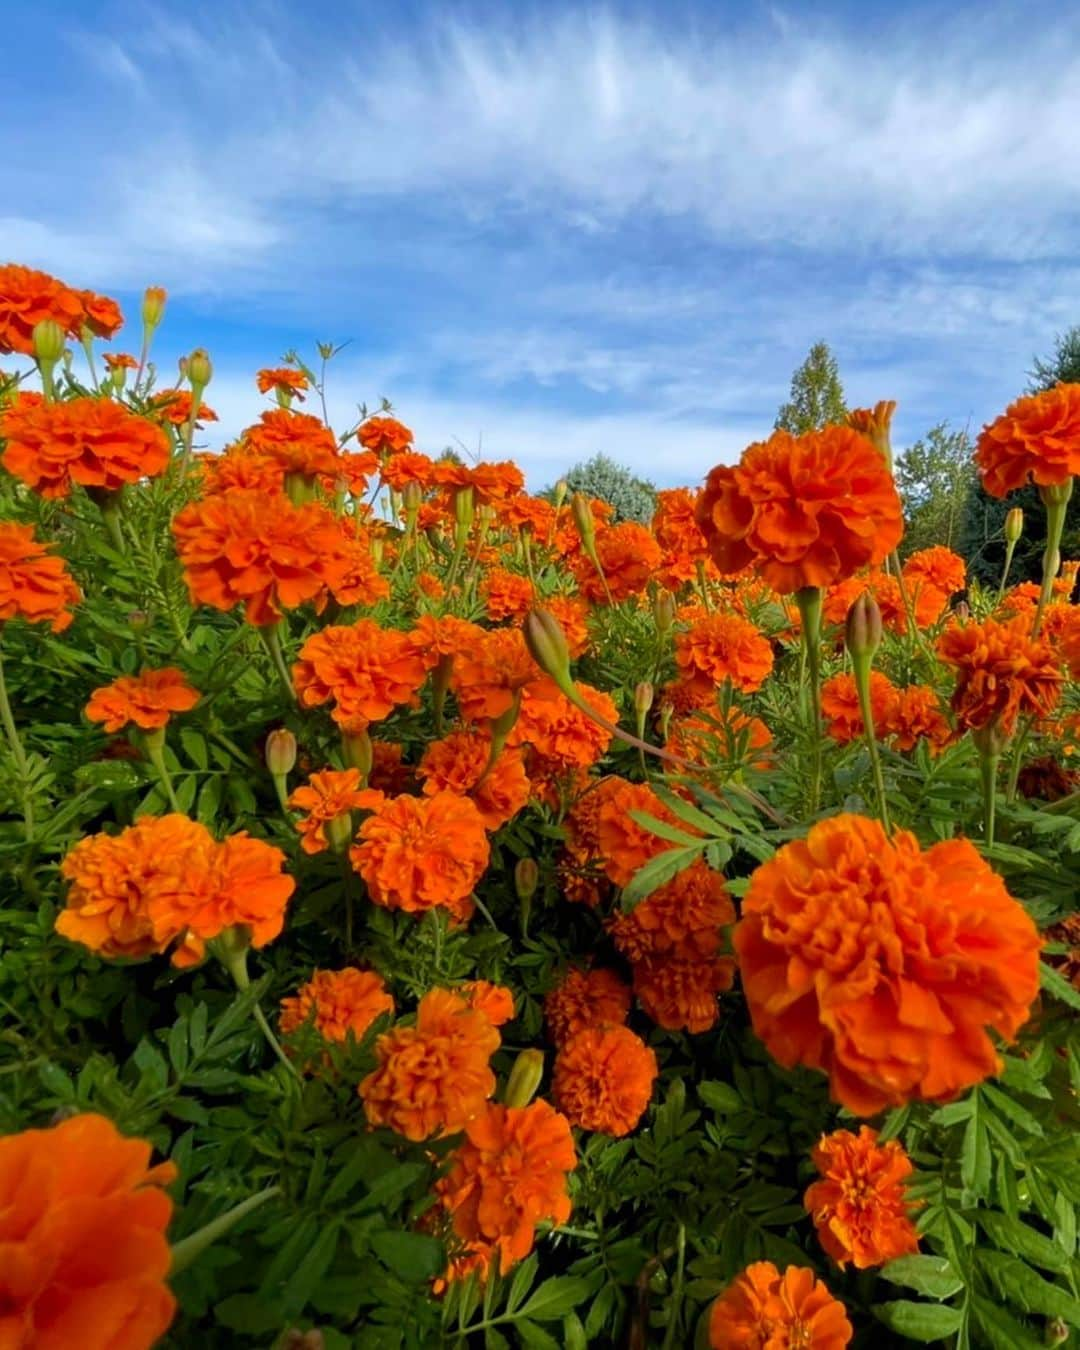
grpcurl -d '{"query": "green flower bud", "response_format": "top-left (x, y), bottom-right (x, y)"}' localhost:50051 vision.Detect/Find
top-left (653, 590), bottom-right (675, 634)
top-left (1005, 507), bottom-right (1024, 544)
top-left (634, 681), bottom-right (654, 717)
top-left (523, 609), bottom-right (573, 690)
top-left (570, 491), bottom-right (596, 545)
top-left (265, 729), bottom-right (297, 777)
top-left (32, 319), bottom-right (66, 365)
top-left (844, 592), bottom-right (882, 663)
top-left (141, 286), bottom-right (167, 331)
top-left (187, 347), bottom-right (213, 390)
top-left (514, 857), bottom-right (540, 901)
top-left (325, 811), bottom-right (355, 855)
top-left (504, 1049), bottom-right (545, 1108)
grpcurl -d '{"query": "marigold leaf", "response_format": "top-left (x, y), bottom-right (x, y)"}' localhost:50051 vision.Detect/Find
top-left (875, 1300), bottom-right (963, 1341)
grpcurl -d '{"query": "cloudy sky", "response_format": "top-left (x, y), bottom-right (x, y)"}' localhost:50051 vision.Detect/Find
top-left (5, 0), bottom-right (1079, 486)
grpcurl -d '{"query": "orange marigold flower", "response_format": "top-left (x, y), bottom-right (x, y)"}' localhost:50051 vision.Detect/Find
top-left (734, 813), bottom-right (1042, 1115)
top-left (369, 739), bottom-right (412, 794)
top-left (0, 394), bottom-right (170, 499)
top-left (410, 613), bottom-right (486, 664)
top-left (242, 407), bottom-right (341, 477)
top-left (674, 610), bottom-right (774, 699)
top-left (820, 670), bottom-right (899, 744)
top-left (77, 289), bottom-right (124, 340)
top-left (595, 777), bottom-right (693, 888)
top-left (460, 980), bottom-right (515, 1026)
top-left (902, 546), bottom-right (966, 597)
top-left (280, 966), bottom-right (393, 1043)
top-left (85, 667), bottom-right (199, 734)
top-left (653, 486), bottom-right (710, 561)
top-left (103, 351), bottom-right (138, 372)
top-left (544, 966), bottom-right (631, 1047)
top-left (1056, 605), bottom-right (1080, 680)
top-left (574, 521), bottom-right (663, 604)
top-left (417, 730), bottom-right (531, 831)
top-left (256, 366), bottom-right (309, 399)
top-left (416, 569), bottom-right (444, 598)
top-left (867, 569), bottom-right (949, 635)
top-left (975, 383), bottom-right (1080, 497)
top-left (0, 263), bottom-right (83, 355)
top-left (697, 427), bottom-right (904, 593)
top-left (334, 448), bottom-right (380, 496)
top-left (57, 814), bottom-right (215, 960)
top-left (359, 987), bottom-right (499, 1140)
top-left (884, 684), bottom-right (952, 754)
top-left (288, 767), bottom-right (367, 854)
top-left (470, 460), bottom-right (525, 505)
top-left (382, 449), bottom-right (435, 491)
top-left (358, 415), bottom-right (413, 456)
top-left (293, 619), bottom-right (431, 728)
top-left (633, 950), bottom-right (736, 1034)
top-left (481, 567), bottom-right (535, 622)
top-left (0, 1112), bottom-right (177, 1350)
top-left (847, 400), bottom-right (896, 461)
top-left (326, 516), bottom-right (391, 609)
top-left (708, 1262), bottom-right (852, 1350)
top-left (937, 614), bottom-right (1063, 738)
top-left (610, 860), bottom-right (734, 962)
top-left (351, 790), bottom-right (489, 921)
top-left (511, 676), bottom-right (615, 770)
top-left (822, 573), bottom-right (872, 629)
top-left (503, 494), bottom-right (556, 537)
top-left (450, 627), bottom-right (538, 722)
top-left (552, 1024), bottom-right (658, 1136)
top-left (540, 593), bottom-right (590, 657)
top-left (195, 446), bottom-right (284, 495)
top-left (805, 1126), bottom-right (920, 1270)
top-left (150, 389), bottom-right (218, 428)
top-left (434, 1100), bottom-right (576, 1274)
top-left (0, 521), bottom-right (80, 631)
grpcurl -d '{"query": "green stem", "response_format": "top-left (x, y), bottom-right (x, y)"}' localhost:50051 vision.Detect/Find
top-left (1005, 717), bottom-right (1033, 803)
top-left (0, 643), bottom-right (34, 841)
top-left (1033, 480), bottom-right (1073, 638)
top-left (259, 624), bottom-right (298, 703)
top-left (80, 332), bottom-right (100, 391)
top-left (854, 657), bottom-right (892, 834)
top-left (169, 1185), bottom-right (282, 1276)
top-left (142, 731), bottom-right (182, 813)
top-left (219, 938), bottom-right (302, 1082)
top-left (795, 587), bottom-right (824, 814)
top-left (997, 539), bottom-right (1018, 605)
top-left (660, 1224), bottom-right (687, 1350)
top-left (979, 749), bottom-right (1000, 848)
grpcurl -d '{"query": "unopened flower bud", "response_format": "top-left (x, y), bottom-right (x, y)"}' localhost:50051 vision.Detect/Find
top-left (326, 811), bottom-right (355, 855)
top-left (141, 286), bottom-right (167, 332)
top-left (454, 485), bottom-right (475, 531)
top-left (32, 319), bottom-right (66, 365)
top-left (845, 592), bottom-right (882, 663)
top-left (342, 727), bottom-right (373, 777)
top-left (281, 1330), bottom-right (325, 1350)
top-left (187, 348), bottom-right (212, 390)
top-left (1005, 507), bottom-right (1024, 544)
top-left (514, 857), bottom-right (540, 901)
top-left (403, 480), bottom-right (422, 512)
top-left (954, 600), bottom-right (971, 621)
top-left (634, 681), bottom-right (654, 717)
top-left (1044, 1317), bottom-right (1069, 1346)
top-left (523, 609), bottom-right (573, 690)
top-left (553, 478), bottom-right (569, 511)
top-left (504, 1049), bottom-right (544, 1108)
top-left (128, 609), bottom-right (149, 633)
top-left (653, 590), bottom-right (675, 634)
top-left (265, 729), bottom-right (297, 777)
top-left (570, 491), bottom-right (596, 546)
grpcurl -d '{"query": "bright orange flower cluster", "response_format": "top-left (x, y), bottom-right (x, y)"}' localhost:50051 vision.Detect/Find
top-left (573, 521), bottom-right (662, 603)
top-left (358, 987), bottom-right (500, 1140)
top-left (804, 1126), bottom-right (920, 1269)
top-left (0, 1113), bottom-right (177, 1350)
top-left (288, 767), bottom-right (368, 853)
top-left (0, 394), bottom-right (170, 499)
top-left (708, 1262), bottom-right (852, 1349)
top-left (0, 521), bottom-right (81, 631)
top-left (820, 671), bottom-right (898, 744)
top-left (481, 567), bottom-right (535, 622)
top-left (544, 966), bottom-right (632, 1047)
top-left (241, 407), bottom-right (342, 478)
top-left (0, 262), bottom-right (85, 354)
top-left (256, 367), bottom-right (309, 400)
top-left (417, 730), bottom-right (531, 830)
top-left (450, 627), bottom-right (538, 722)
top-left (460, 980), bottom-right (515, 1026)
top-left (150, 390), bottom-right (217, 428)
top-left (595, 776), bottom-right (694, 888)
top-left (552, 1023), bottom-right (658, 1136)
top-left (975, 383), bottom-right (1080, 496)
top-left (512, 676), bottom-right (616, 776)
top-left (735, 813), bottom-right (1041, 1115)
top-left (697, 426), bottom-right (904, 593)
top-left (357, 415), bottom-right (413, 455)
top-left (85, 667), bottom-right (199, 733)
top-left (937, 614), bottom-right (1063, 738)
top-left (279, 966), bottom-right (393, 1043)
top-left (78, 289), bottom-right (124, 339)
top-left (674, 609), bottom-right (774, 700)
top-left (293, 619), bottom-right (430, 729)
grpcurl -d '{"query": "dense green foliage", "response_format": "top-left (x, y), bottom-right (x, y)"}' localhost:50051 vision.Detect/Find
top-left (774, 341), bottom-right (847, 434)
top-left (559, 453), bottom-right (657, 524)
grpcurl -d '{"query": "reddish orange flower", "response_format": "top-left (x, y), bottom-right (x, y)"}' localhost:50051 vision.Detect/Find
top-left (503, 494), bottom-right (556, 538)
top-left (241, 407), bottom-right (341, 478)
top-left (653, 487), bottom-right (710, 562)
top-left (884, 684), bottom-right (952, 754)
top-left (409, 614), bottom-right (485, 664)
top-left (595, 777), bottom-right (694, 888)
top-left (975, 383), bottom-right (1080, 497)
top-left (358, 415), bottom-right (413, 456)
top-left (195, 446), bottom-right (284, 495)
top-left (544, 966), bottom-right (632, 1047)
top-left (103, 352), bottom-right (138, 372)
top-left (573, 521), bottom-right (663, 604)
top-left (359, 987), bottom-right (500, 1140)
top-left (417, 729), bottom-right (531, 831)
top-left (334, 448), bottom-right (380, 496)
top-left (708, 1262), bottom-right (852, 1350)
top-left (256, 367), bottom-right (309, 400)
top-left (150, 389), bottom-right (218, 428)
top-left (0, 522), bottom-right (81, 631)
top-left (85, 667), bottom-right (199, 734)
top-left (325, 516), bottom-right (391, 609)
top-left (937, 615), bottom-right (1063, 738)
top-left (633, 949), bottom-right (736, 1033)
top-left (902, 546), bottom-right (966, 597)
top-left (847, 400), bottom-right (897, 461)
top-left (0, 263), bottom-right (84, 355)
top-left (460, 981), bottom-right (515, 1026)
top-left (382, 449), bottom-right (436, 491)
top-left (279, 966), bottom-right (393, 1043)
top-left (288, 768), bottom-right (367, 854)
top-left (369, 739), bottom-right (413, 794)
top-left (511, 676), bottom-right (615, 771)
top-left (0, 1112), bottom-right (177, 1350)
top-left (822, 574), bottom-right (873, 629)
top-left (734, 813), bottom-right (1042, 1115)
top-left (674, 610), bottom-right (774, 700)
top-left (481, 567), bottom-right (535, 622)
top-left (469, 460), bottom-right (525, 505)
top-left (77, 289), bottom-right (124, 340)
top-left (697, 426), bottom-right (903, 593)
top-left (450, 627), bottom-right (538, 722)
top-left (351, 790), bottom-right (489, 922)
top-left (820, 671), bottom-right (899, 744)
top-left (805, 1126), bottom-right (920, 1270)
top-left (0, 394), bottom-right (170, 499)
top-left (434, 1100), bottom-right (576, 1274)
top-left (539, 593), bottom-right (590, 657)
top-left (293, 619), bottom-right (431, 729)
top-left (609, 860), bottom-right (734, 962)
top-left (552, 1024), bottom-right (658, 1136)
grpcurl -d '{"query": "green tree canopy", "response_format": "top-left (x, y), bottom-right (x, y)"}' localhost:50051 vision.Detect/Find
top-left (775, 341), bottom-right (847, 433)
top-left (894, 423), bottom-right (976, 558)
top-left (556, 453), bottom-right (657, 524)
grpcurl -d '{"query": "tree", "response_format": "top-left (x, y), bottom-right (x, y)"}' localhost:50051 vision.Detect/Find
top-left (775, 341), bottom-right (847, 433)
top-left (959, 325), bottom-right (1080, 585)
top-left (557, 453), bottom-right (657, 524)
top-left (894, 424), bottom-right (976, 558)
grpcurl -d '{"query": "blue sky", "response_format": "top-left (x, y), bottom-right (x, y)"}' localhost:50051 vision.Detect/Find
top-left (4, 0), bottom-right (1079, 487)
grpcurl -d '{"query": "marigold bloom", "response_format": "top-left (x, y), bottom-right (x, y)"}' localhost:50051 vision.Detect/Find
top-left (381, 449), bottom-right (435, 491)
top-left (708, 1262), bottom-right (852, 1350)
top-left (481, 567), bottom-right (535, 622)
top-left (0, 394), bottom-right (170, 499)
top-left (358, 415), bottom-right (413, 456)
top-left (609, 860), bottom-right (734, 962)
top-left (697, 427), bottom-right (904, 593)
top-left (327, 517), bottom-right (392, 609)
top-left (460, 980), bottom-right (515, 1026)
top-left (103, 352), bottom-right (138, 372)
top-left (975, 383), bottom-right (1080, 497)
top-left (369, 739), bottom-right (413, 794)
top-left (544, 966), bottom-right (632, 1047)
top-left (469, 460), bottom-right (525, 505)
top-left (511, 676), bottom-right (616, 770)
top-left (595, 777), bottom-right (693, 888)
top-left (937, 615), bottom-right (1063, 738)
top-left (805, 1126), bottom-right (920, 1270)
top-left (351, 790), bottom-right (489, 922)
top-left (0, 521), bottom-right (80, 631)
top-left (242, 407), bottom-right (341, 477)
top-left (359, 987), bottom-right (500, 1140)
top-left (674, 610), bottom-right (774, 700)
top-left (0, 263), bottom-right (84, 355)
top-left (434, 1100), bottom-right (576, 1274)
top-left (539, 593), bottom-right (590, 657)
top-left (847, 400), bottom-right (896, 461)
top-left (820, 671), bottom-right (899, 744)
top-left (77, 289), bottom-right (125, 340)
top-left (0, 1112), bottom-right (177, 1350)
top-left (734, 813), bottom-right (1042, 1115)
top-left (256, 366), bottom-right (309, 400)
top-left (279, 966), bottom-right (393, 1043)
top-left (417, 730), bottom-right (531, 831)
top-left (450, 627), bottom-right (538, 722)
top-left (85, 667), bottom-right (199, 734)
top-left (552, 1024), bottom-right (658, 1136)
top-left (195, 446), bottom-right (284, 495)
top-left (633, 951), bottom-right (736, 1034)
top-left (288, 767), bottom-right (367, 854)
top-left (653, 486), bottom-right (710, 561)
top-left (573, 521), bottom-right (663, 604)
top-left (902, 546), bottom-right (966, 598)
top-left (150, 389), bottom-right (218, 428)
top-left (293, 619), bottom-right (431, 729)
top-left (884, 684), bottom-right (952, 754)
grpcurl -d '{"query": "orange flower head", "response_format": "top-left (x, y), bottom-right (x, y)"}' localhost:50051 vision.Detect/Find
top-left (0, 394), bottom-right (170, 499)
top-left (846, 400), bottom-right (896, 461)
top-left (805, 1126), bottom-right (920, 1270)
top-left (544, 966), bottom-right (631, 1047)
top-left (195, 445), bottom-right (284, 495)
top-left (653, 487), bottom-right (710, 561)
top-left (674, 610), bottom-right (774, 699)
top-left (409, 613), bottom-right (486, 664)
top-left (937, 614), bottom-right (1063, 738)
top-left (511, 676), bottom-right (615, 770)
top-left (417, 730), bottom-right (531, 831)
top-left (434, 1100), bottom-right (576, 1274)
top-left (450, 627), bottom-right (538, 722)
top-left (103, 352), bottom-right (138, 372)
top-left (0, 522), bottom-right (80, 631)
top-left (351, 790), bottom-right (489, 921)
top-left (359, 987), bottom-right (500, 1140)
top-left (503, 494), bottom-right (556, 537)
top-left (540, 593), bottom-right (590, 657)
top-left (279, 966), bottom-right (393, 1043)
top-left (293, 619), bottom-right (431, 728)
top-left (325, 516), bottom-right (391, 609)
top-left (633, 950), bottom-right (736, 1034)
top-left (595, 777), bottom-right (694, 888)
top-left (820, 670), bottom-right (899, 744)
top-left (610, 860), bottom-right (734, 962)
top-left (0, 1112), bottom-right (177, 1350)
top-left (573, 520), bottom-right (663, 604)
top-left (358, 415), bottom-right (413, 455)
top-left (77, 289), bottom-right (125, 340)
top-left (256, 366), bottom-right (309, 400)
top-left (552, 1024), bottom-right (658, 1136)
top-left (697, 426), bottom-right (904, 593)
top-left (469, 460), bottom-right (525, 506)
top-left (0, 263), bottom-right (84, 355)
top-left (734, 813), bottom-right (1042, 1114)
top-left (481, 567), bottom-right (535, 622)
top-left (85, 667), bottom-right (199, 734)
top-left (334, 448), bottom-right (380, 496)
top-left (902, 546), bottom-right (966, 598)
top-left (975, 383), bottom-right (1080, 497)
top-left (708, 1262), bottom-right (852, 1350)
top-left (382, 449), bottom-right (435, 491)
top-left (150, 389), bottom-right (218, 428)
top-left (885, 684), bottom-right (952, 754)
top-left (460, 980), bottom-right (515, 1026)
top-left (288, 767), bottom-right (367, 854)
top-left (241, 407), bottom-right (341, 477)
